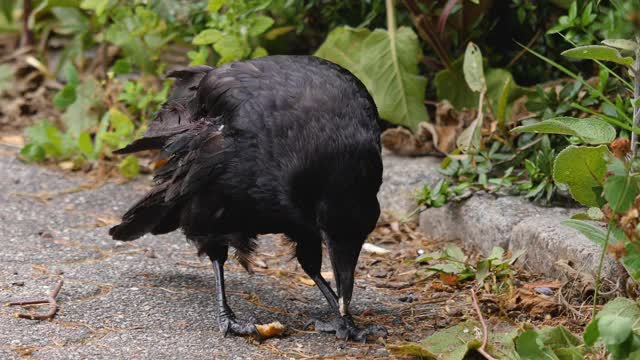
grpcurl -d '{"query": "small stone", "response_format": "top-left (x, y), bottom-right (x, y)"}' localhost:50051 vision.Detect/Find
top-left (11, 281), bottom-right (25, 286)
top-left (534, 287), bottom-right (554, 296)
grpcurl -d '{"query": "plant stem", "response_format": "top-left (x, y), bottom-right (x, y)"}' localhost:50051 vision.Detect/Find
top-left (592, 222), bottom-right (612, 318)
top-left (402, 0), bottom-right (453, 69)
top-left (632, 36), bottom-right (640, 159)
top-left (21, 0), bottom-right (34, 47)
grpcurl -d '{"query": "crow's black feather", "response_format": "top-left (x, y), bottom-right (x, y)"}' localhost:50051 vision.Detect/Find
top-left (108, 55), bottom-right (384, 340)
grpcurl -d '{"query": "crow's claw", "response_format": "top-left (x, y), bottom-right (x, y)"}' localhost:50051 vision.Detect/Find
top-left (306, 316), bottom-right (388, 342)
top-left (219, 313), bottom-right (261, 339)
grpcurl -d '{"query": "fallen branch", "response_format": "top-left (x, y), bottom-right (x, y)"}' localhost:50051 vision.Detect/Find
top-left (7, 280), bottom-right (64, 320)
top-left (471, 289), bottom-right (497, 360)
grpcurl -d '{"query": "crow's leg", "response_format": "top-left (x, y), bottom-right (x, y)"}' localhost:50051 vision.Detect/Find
top-left (306, 243), bottom-right (388, 342)
top-left (205, 244), bottom-right (260, 338)
top-left (296, 240), bottom-right (339, 312)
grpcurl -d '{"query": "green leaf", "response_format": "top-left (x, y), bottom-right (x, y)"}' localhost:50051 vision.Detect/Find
top-left (192, 29), bottom-right (224, 45)
top-left (562, 219), bottom-right (606, 246)
top-left (315, 26), bottom-right (428, 132)
top-left (476, 259), bottom-right (490, 284)
top-left (20, 143), bottom-right (46, 162)
top-left (599, 315), bottom-right (633, 345)
top-left (251, 46), bottom-right (268, 59)
top-left (111, 59), bottom-right (131, 75)
top-left (53, 85), bottom-right (77, 109)
top-left (50, 6), bottom-right (89, 35)
top-left (248, 16), bottom-right (274, 37)
top-left (387, 320), bottom-right (479, 359)
top-left (77, 131), bottom-right (94, 159)
top-left (553, 145), bottom-right (608, 207)
top-left (512, 117), bottom-right (616, 144)
top-left (444, 244), bottom-right (467, 262)
top-left (583, 319), bottom-right (600, 346)
top-left (602, 39), bottom-right (639, 52)
top-left (435, 59), bottom-right (477, 109)
top-left (622, 239), bottom-right (640, 281)
top-left (207, 0), bottom-right (225, 12)
top-left (214, 35), bottom-right (247, 64)
top-left (463, 42), bottom-right (485, 92)
top-left (80, 0), bottom-right (111, 16)
top-left (515, 330), bottom-right (559, 359)
top-left (604, 176), bottom-right (639, 213)
top-left (61, 77), bottom-right (101, 136)
top-left (562, 45), bottom-right (634, 66)
top-left (537, 326), bottom-right (583, 350)
top-left (0, 0), bottom-right (14, 22)
top-left (118, 155), bottom-right (140, 179)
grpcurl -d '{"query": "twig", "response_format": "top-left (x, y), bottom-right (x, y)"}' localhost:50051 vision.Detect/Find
top-left (21, 0), bottom-right (34, 47)
top-left (402, 0), bottom-right (453, 69)
top-left (470, 289), bottom-right (497, 360)
top-left (7, 280), bottom-right (64, 320)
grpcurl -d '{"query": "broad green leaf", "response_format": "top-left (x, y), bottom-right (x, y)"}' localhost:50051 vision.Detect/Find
top-left (77, 131), bottom-right (94, 159)
top-left (427, 262), bottom-right (465, 274)
top-left (251, 46), bottom-right (268, 59)
top-left (562, 45), bottom-right (633, 66)
top-left (80, 0), bottom-right (111, 16)
top-left (214, 35), bottom-right (246, 64)
top-left (599, 315), bottom-right (633, 345)
top-left (192, 29), bottom-right (224, 45)
top-left (622, 239), bottom-right (640, 281)
top-left (594, 297), bottom-right (640, 330)
top-left (476, 259), bottom-right (490, 284)
top-left (0, 0), bottom-right (14, 22)
top-left (553, 145), bottom-right (608, 207)
top-left (562, 219), bottom-right (606, 246)
top-left (445, 244), bottom-right (467, 262)
top-left (602, 39), bottom-right (638, 52)
top-left (537, 326), bottom-right (583, 350)
top-left (456, 109), bottom-right (482, 152)
top-left (515, 330), bottom-right (559, 359)
top-left (20, 143), bottom-right (46, 162)
top-left (248, 16), bottom-right (274, 37)
top-left (118, 155), bottom-right (140, 179)
top-left (489, 247), bottom-right (505, 260)
top-left (53, 84), bottom-right (77, 109)
top-left (435, 59), bottom-right (477, 109)
top-left (604, 176), bottom-right (639, 213)
top-left (315, 26), bottom-right (428, 132)
top-left (111, 59), bottom-right (131, 75)
top-left (583, 319), bottom-right (600, 346)
top-left (387, 320), bottom-right (479, 359)
top-left (61, 77), bottom-right (100, 136)
top-left (512, 117), bottom-right (616, 144)
top-left (463, 42), bottom-right (485, 92)
top-left (50, 6), bottom-right (89, 35)
top-left (207, 0), bottom-right (224, 12)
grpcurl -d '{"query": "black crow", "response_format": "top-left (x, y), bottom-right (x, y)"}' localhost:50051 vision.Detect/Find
top-left (109, 55), bottom-right (386, 341)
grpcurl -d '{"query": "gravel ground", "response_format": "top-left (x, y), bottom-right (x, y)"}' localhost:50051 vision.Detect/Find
top-left (0, 150), bottom-right (431, 359)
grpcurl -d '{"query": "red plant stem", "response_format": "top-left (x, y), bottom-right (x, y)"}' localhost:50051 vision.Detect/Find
top-left (7, 280), bottom-right (64, 321)
top-left (471, 289), bottom-right (498, 360)
top-left (402, 0), bottom-right (453, 70)
top-left (21, 0), bottom-right (34, 47)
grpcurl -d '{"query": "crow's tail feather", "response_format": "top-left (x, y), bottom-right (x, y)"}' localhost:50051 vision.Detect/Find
top-left (109, 65), bottom-right (222, 242)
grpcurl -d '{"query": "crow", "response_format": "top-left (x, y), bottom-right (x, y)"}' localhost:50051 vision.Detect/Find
top-left (109, 55), bottom-right (386, 341)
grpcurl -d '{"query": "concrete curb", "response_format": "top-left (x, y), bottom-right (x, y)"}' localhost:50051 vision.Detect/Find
top-left (378, 153), bottom-right (623, 281)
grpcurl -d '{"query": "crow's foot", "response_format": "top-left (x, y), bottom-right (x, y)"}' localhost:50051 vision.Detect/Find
top-left (305, 315), bottom-right (388, 342)
top-left (218, 312), bottom-right (261, 339)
